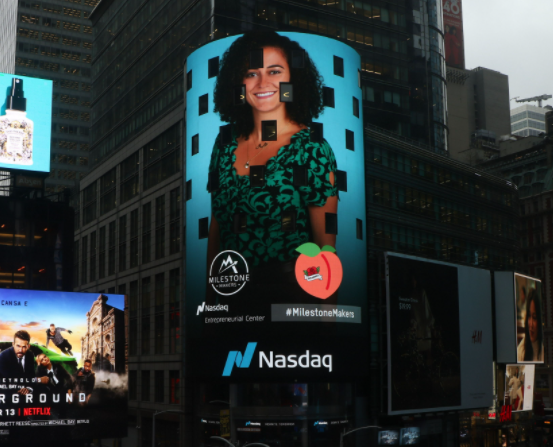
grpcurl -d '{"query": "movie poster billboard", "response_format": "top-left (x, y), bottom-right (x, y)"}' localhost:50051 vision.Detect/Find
top-left (505, 364), bottom-right (535, 412)
top-left (0, 73), bottom-right (52, 174)
top-left (0, 290), bottom-right (127, 443)
top-left (386, 253), bottom-right (493, 414)
top-left (442, 0), bottom-right (465, 69)
top-left (185, 32), bottom-right (367, 379)
top-left (515, 273), bottom-right (544, 363)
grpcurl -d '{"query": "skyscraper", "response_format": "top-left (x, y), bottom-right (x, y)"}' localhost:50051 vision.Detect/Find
top-left (15, 0), bottom-right (99, 197)
top-left (0, 0), bottom-right (18, 74)
top-left (511, 104), bottom-right (551, 137)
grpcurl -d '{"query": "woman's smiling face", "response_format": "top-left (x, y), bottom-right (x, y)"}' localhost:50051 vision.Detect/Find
top-left (243, 47), bottom-right (290, 114)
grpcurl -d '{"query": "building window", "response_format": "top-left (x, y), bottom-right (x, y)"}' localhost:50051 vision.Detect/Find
top-left (108, 221), bottom-right (116, 275)
top-left (130, 209), bottom-right (139, 268)
top-left (142, 203), bottom-right (151, 263)
top-left (143, 124), bottom-right (181, 190)
top-left (169, 268), bottom-right (180, 354)
top-left (155, 314), bottom-right (164, 355)
top-left (98, 226), bottom-right (106, 279)
top-left (142, 277), bottom-right (151, 355)
top-left (155, 371), bottom-right (164, 403)
top-left (155, 195), bottom-right (165, 259)
top-left (119, 215), bottom-right (127, 272)
top-left (169, 187), bottom-right (181, 254)
top-left (169, 370), bottom-right (180, 404)
top-left (141, 371), bottom-right (150, 402)
top-left (89, 231), bottom-right (96, 282)
top-left (73, 240), bottom-right (79, 286)
top-left (121, 151), bottom-right (139, 203)
top-left (100, 168), bottom-right (116, 216)
top-left (82, 182), bottom-right (96, 225)
top-left (129, 280), bottom-right (138, 356)
top-left (129, 370), bottom-right (137, 400)
top-left (80, 235), bottom-right (87, 285)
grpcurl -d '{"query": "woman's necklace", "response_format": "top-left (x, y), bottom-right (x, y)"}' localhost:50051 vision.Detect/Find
top-left (244, 124), bottom-right (289, 169)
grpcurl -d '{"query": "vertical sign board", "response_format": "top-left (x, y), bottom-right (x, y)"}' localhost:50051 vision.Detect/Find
top-left (386, 253), bottom-right (493, 414)
top-left (442, 0), bottom-right (465, 69)
top-left (0, 290), bottom-right (127, 443)
top-left (0, 73), bottom-right (52, 174)
top-left (184, 32), bottom-right (368, 379)
top-left (505, 364), bottom-right (535, 412)
top-left (494, 272), bottom-right (543, 364)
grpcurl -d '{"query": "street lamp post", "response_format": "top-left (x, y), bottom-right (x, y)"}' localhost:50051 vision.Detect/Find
top-left (152, 410), bottom-right (184, 447)
top-left (339, 425), bottom-right (382, 447)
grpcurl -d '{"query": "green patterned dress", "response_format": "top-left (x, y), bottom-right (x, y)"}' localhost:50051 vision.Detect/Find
top-left (208, 128), bottom-right (338, 268)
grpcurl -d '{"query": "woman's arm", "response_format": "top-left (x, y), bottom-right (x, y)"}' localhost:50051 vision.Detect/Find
top-left (308, 171), bottom-right (337, 248)
top-left (206, 214), bottom-right (220, 304)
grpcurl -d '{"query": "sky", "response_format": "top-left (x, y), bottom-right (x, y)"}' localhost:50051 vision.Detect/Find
top-left (0, 290), bottom-right (124, 365)
top-left (462, 0), bottom-right (553, 109)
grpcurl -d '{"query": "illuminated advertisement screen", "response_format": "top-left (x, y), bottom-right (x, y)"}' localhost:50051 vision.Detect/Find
top-left (0, 73), bottom-right (52, 174)
top-left (386, 253), bottom-right (493, 414)
top-left (505, 364), bottom-right (535, 412)
top-left (378, 430), bottom-right (399, 445)
top-left (515, 273), bottom-right (544, 363)
top-left (399, 427), bottom-right (420, 445)
top-left (185, 32), bottom-right (367, 379)
top-left (0, 290), bottom-right (127, 443)
top-left (442, 0), bottom-right (465, 69)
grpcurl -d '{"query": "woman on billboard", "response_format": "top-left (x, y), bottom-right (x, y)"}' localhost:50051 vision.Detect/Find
top-left (206, 31), bottom-right (338, 304)
top-left (517, 288), bottom-right (544, 362)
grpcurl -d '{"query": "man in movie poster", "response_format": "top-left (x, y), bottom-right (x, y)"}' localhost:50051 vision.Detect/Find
top-left (388, 255), bottom-right (461, 412)
top-left (0, 290), bottom-right (127, 443)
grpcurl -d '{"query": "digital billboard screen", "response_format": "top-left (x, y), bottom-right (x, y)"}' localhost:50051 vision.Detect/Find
top-left (386, 253), bottom-right (493, 414)
top-left (185, 32), bottom-right (367, 379)
top-left (505, 364), bottom-right (535, 412)
top-left (0, 73), bottom-right (52, 174)
top-left (515, 273), bottom-right (544, 363)
top-left (0, 290), bottom-right (127, 443)
top-left (442, 0), bottom-right (465, 69)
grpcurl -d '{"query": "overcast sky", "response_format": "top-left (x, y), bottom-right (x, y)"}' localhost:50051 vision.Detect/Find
top-left (463, 0), bottom-right (553, 109)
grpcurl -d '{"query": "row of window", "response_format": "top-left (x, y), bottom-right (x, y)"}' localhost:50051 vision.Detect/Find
top-left (511, 110), bottom-right (547, 124)
top-left (53, 138), bottom-right (89, 152)
top-left (19, 1), bottom-right (91, 19)
top-left (19, 13), bottom-right (92, 34)
top-left (53, 93), bottom-right (90, 107)
top-left (77, 189), bottom-right (181, 287)
top-left (51, 153), bottom-right (88, 165)
top-left (367, 142), bottom-right (516, 207)
top-left (513, 128), bottom-right (546, 138)
top-left (128, 369), bottom-right (180, 404)
top-left (511, 119), bottom-right (546, 132)
top-left (50, 168), bottom-right (86, 181)
top-left (371, 179), bottom-right (516, 239)
top-left (83, 125), bottom-right (181, 226)
top-left (18, 42), bottom-right (91, 63)
top-left (16, 57), bottom-right (91, 77)
top-left (52, 109), bottom-right (90, 122)
top-left (18, 27), bottom-right (92, 47)
top-left (370, 218), bottom-right (515, 270)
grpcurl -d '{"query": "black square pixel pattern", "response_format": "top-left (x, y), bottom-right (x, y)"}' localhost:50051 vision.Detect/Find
top-left (208, 171), bottom-right (220, 192)
top-left (191, 134), bottom-right (199, 155)
top-left (186, 180), bottom-right (192, 201)
top-left (353, 96), bottom-right (359, 118)
top-left (281, 210), bottom-right (296, 232)
top-left (250, 165), bottom-right (266, 187)
top-left (234, 85), bottom-right (246, 105)
top-left (199, 94), bottom-right (208, 115)
top-left (345, 129), bottom-right (354, 151)
top-left (356, 219), bottom-right (363, 240)
top-left (280, 83), bottom-right (293, 102)
top-left (220, 124), bottom-right (233, 146)
top-left (291, 50), bottom-right (305, 68)
top-left (333, 56), bottom-right (344, 77)
top-left (233, 213), bottom-right (247, 234)
top-left (336, 170), bottom-right (347, 192)
top-left (325, 213), bottom-right (337, 235)
top-left (293, 165), bottom-right (308, 187)
top-left (262, 120), bottom-right (277, 141)
top-left (199, 217), bottom-right (209, 239)
top-left (208, 56), bottom-right (219, 78)
top-left (187, 70), bottom-right (192, 91)
top-left (310, 122), bottom-right (323, 143)
top-left (323, 87), bottom-right (335, 108)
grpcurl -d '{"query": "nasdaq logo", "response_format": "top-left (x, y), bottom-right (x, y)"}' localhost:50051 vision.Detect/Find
top-left (222, 342), bottom-right (257, 376)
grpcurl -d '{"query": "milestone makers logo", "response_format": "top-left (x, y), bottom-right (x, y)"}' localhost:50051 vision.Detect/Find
top-left (222, 342), bottom-right (333, 376)
top-left (209, 250), bottom-right (250, 296)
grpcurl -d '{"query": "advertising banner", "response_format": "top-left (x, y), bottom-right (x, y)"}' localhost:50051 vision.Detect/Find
top-left (442, 0), bottom-right (465, 69)
top-left (0, 290), bottom-right (127, 443)
top-left (505, 364), bottom-right (535, 412)
top-left (515, 273), bottom-right (544, 363)
top-left (386, 253), bottom-right (493, 414)
top-left (185, 32), bottom-right (367, 379)
top-left (0, 73), bottom-right (52, 174)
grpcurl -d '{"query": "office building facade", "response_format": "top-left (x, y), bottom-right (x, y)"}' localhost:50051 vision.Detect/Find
top-left (15, 0), bottom-right (98, 197)
top-left (511, 104), bottom-right (551, 138)
top-left (447, 66), bottom-right (511, 164)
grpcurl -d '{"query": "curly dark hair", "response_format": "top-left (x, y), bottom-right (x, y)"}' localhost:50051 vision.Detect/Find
top-left (523, 288), bottom-right (543, 361)
top-left (213, 31), bottom-right (324, 138)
